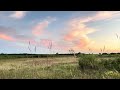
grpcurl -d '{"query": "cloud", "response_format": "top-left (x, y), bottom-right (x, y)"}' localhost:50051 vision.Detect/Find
top-left (73, 11), bottom-right (120, 23)
top-left (9, 11), bottom-right (27, 19)
top-left (63, 19), bottom-right (96, 49)
top-left (0, 26), bottom-right (33, 43)
top-left (32, 20), bottom-right (49, 36)
top-left (92, 11), bottom-right (120, 21)
top-left (0, 33), bottom-right (15, 41)
top-left (72, 36), bottom-right (95, 49)
top-left (62, 11), bottom-right (120, 51)
top-left (0, 26), bottom-right (16, 41)
top-left (32, 17), bottom-right (56, 36)
top-left (64, 24), bottom-right (96, 41)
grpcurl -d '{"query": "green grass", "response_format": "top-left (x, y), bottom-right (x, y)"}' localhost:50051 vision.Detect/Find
top-left (78, 54), bottom-right (120, 79)
top-left (0, 55), bottom-right (120, 79)
top-left (78, 54), bottom-right (100, 70)
top-left (100, 57), bottom-right (120, 72)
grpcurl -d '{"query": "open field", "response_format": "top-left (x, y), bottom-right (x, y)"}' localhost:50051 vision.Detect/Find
top-left (1, 11), bottom-right (120, 79)
top-left (0, 54), bottom-right (120, 79)
top-left (0, 56), bottom-right (78, 79)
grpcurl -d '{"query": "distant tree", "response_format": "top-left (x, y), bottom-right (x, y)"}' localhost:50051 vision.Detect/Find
top-left (110, 53), bottom-right (116, 55)
top-left (1, 53), bottom-right (4, 55)
top-left (78, 52), bottom-right (81, 54)
top-left (56, 52), bottom-right (59, 55)
top-left (69, 49), bottom-right (76, 58)
top-left (102, 53), bottom-right (108, 55)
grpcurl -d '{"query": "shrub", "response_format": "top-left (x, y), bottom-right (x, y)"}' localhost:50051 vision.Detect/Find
top-left (79, 55), bottom-right (99, 70)
top-left (100, 57), bottom-right (120, 72)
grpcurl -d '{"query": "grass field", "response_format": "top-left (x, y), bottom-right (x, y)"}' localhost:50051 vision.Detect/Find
top-left (0, 54), bottom-right (120, 79)
top-left (1, 11), bottom-right (120, 79)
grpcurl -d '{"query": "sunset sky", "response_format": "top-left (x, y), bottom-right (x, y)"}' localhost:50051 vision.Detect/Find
top-left (0, 11), bottom-right (120, 54)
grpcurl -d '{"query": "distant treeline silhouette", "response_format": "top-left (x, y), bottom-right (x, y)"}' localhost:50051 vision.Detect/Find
top-left (0, 52), bottom-right (83, 58)
top-left (0, 52), bottom-right (120, 59)
top-left (101, 53), bottom-right (120, 55)
top-left (1, 52), bottom-right (120, 55)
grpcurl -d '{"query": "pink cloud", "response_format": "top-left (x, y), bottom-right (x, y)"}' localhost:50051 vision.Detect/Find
top-left (64, 28), bottom-right (95, 41)
top-left (32, 20), bottom-right (49, 36)
top-left (64, 20), bottom-right (95, 47)
top-left (92, 11), bottom-right (120, 21)
top-left (32, 17), bottom-right (56, 36)
top-left (9, 11), bottom-right (27, 19)
top-left (63, 11), bottom-right (120, 50)
top-left (63, 17), bottom-right (96, 50)
top-left (72, 36), bottom-right (92, 48)
top-left (0, 33), bottom-right (15, 41)
top-left (0, 26), bottom-right (35, 43)
top-left (62, 11), bottom-right (120, 52)
top-left (73, 11), bottom-right (120, 24)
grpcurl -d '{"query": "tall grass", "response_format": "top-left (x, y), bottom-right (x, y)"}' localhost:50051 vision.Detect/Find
top-left (78, 54), bottom-right (99, 70)
top-left (78, 54), bottom-right (120, 73)
top-left (100, 57), bottom-right (120, 72)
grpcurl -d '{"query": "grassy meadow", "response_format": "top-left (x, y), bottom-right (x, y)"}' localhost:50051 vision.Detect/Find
top-left (0, 54), bottom-right (120, 79)
top-left (1, 11), bottom-right (120, 79)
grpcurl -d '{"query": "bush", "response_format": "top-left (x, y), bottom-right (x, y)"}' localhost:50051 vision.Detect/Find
top-left (78, 54), bottom-right (120, 75)
top-left (79, 55), bottom-right (99, 70)
top-left (100, 57), bottom-right (120, 72)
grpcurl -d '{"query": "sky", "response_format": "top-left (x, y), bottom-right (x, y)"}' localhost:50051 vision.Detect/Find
top-left (0, 11), bottom-right (120, 54)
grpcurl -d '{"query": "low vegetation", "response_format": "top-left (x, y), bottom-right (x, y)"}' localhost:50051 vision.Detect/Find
top-left (0, 54), bottom-right (120, 79)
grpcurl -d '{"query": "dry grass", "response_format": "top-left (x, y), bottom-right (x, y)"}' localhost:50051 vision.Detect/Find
top-left (0, 56), bottom-right (120, 79)
top-left (0, 57), bottom-right (79, 79)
